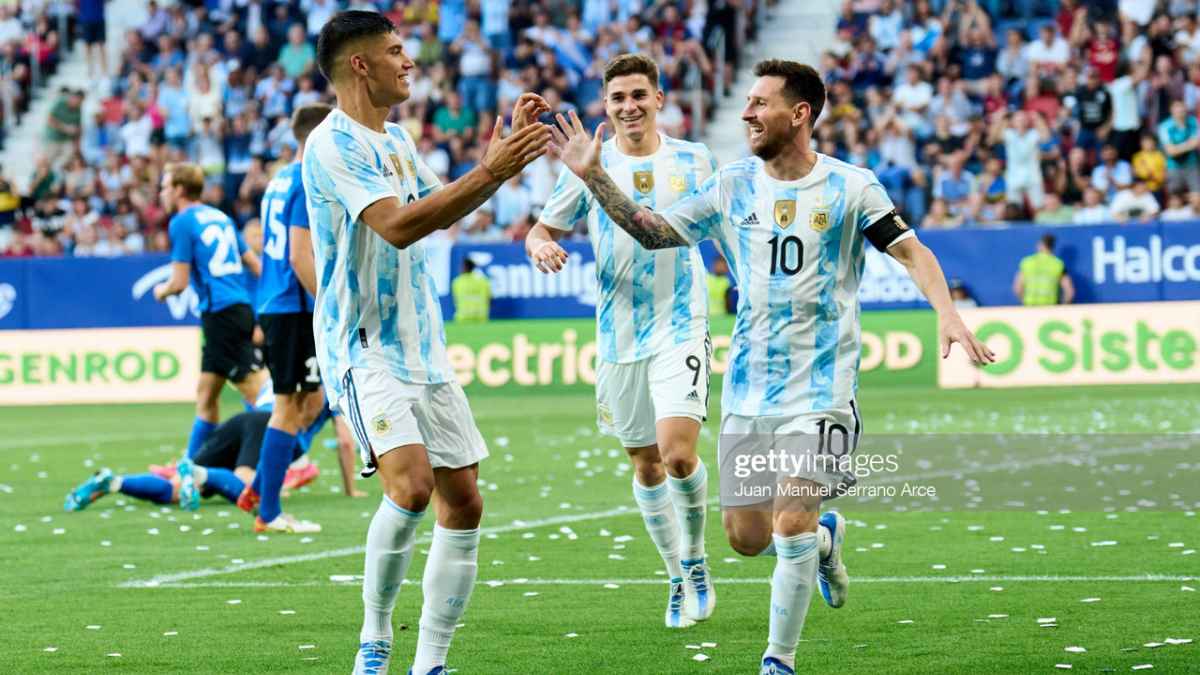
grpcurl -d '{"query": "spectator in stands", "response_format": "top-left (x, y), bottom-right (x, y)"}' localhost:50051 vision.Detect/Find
top-left (1132, 133), bottom-right (1167, 193)
top-left (893, 65), bottom-right (933, 133)
top-left (79, 0), bottom-right (108, 79)
top-left (1090, 143), bottom-right (1134, 199)
top-left (44, 88), bottom-right (84, 166)
top-left (460, 203), bottom-right (504, 242)
top-left (1158, 99), bottom-right (1200, 195)
top-left (1108, 60), bottom-right (1147, 159)
top-left (277, 23), bottom-right (315, 79)
top-left (1026, 23), bottom-right (1071, 77)
top-left (1073, 186), bottom-right (1111, 224)
top-left (1160, 192), bottom-right (1196, 221)
top-left (493, 175), bottom-right (533, 230)
top-left (1034, 192), bottom-right (1076, 225)
top-left (1074, 68), bottom-right (1112, 153)
top-left (921, 198), bottom-right (962, 229)
top-left (948, 278), bottom-right (977, 309)
top-left (933, 150), bottom-right (976, 215)
top-left (1109, 180), bottom-right (1161, 222)
top-left (992, 110), bottom-right (1048, 214)
top-left (1014, 234), bottom-right (1074, 306)
top-left (451, 20), bottom-right (497, 116)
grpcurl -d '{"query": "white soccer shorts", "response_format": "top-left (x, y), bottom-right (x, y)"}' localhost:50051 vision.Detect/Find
top-left (717, 401), bottom-right (862, 507)
top-left (339, 367), bottom-right (489, 476)
top-left (595, 335), bottom-right (711, 448)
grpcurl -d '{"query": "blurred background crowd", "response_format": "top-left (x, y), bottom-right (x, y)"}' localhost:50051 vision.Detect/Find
top-left (3, 0), bottom-right (1199, 259)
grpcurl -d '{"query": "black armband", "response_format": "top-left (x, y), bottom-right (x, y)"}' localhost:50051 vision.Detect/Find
top-left (863, 210), bottom-right (911, 252)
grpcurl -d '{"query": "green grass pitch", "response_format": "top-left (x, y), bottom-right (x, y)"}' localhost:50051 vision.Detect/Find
top-left (1, 384), bottom-right (1197, 673)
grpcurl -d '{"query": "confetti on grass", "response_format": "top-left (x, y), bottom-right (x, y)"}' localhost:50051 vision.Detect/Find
top-left (226, 599), bottom-right (242, 605)
top-left (1064, 646), bottom-right (1086, 654)
top-left (692, 654), bottom-right (710, 662)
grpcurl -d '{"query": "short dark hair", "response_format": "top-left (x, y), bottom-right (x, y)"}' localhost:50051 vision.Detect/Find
top-left (752, 59), bottom-right (826, 123)
top-left (463, 258), bottom-right (477, 273)
top-left (1040, 234), bottom-right (1056, 250)
top-left (603, 53), bottom-right (659, 90)
top-left (292, 103), bottom-right (333, 144)
top-left (316, 10), bottom-right (397, 82)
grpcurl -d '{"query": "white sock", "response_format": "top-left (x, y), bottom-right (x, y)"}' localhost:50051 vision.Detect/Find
top-left (763, 532), bottom-right (819, 670)
top-left (667, 460), bottom-right (708, 563)
top-left (632, 476), bottom-right (684, 579)
top-left (360, 496), bottom-right (424, 641)
top-left (191, 464), bottom-right (209, 487)
top-left (412, 525), bottom-right (480, 674)
top-left (818, 522), bottom-right (831, 559)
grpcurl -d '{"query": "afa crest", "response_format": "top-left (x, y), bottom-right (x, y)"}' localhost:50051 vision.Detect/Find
top-left (634, 171), bottom-right (654, 194)
top-left (372, 414), bottom-right (391, 435)
top-left (669, 175), bottom-right (686, 193)
top-left (809, 210), bottom-right (830, 232)
top-left (774, 200), bottom-right (797, 228)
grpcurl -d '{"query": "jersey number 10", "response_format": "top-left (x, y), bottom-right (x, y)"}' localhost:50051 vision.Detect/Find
top-left (768, 235), bottom-right (804, 276)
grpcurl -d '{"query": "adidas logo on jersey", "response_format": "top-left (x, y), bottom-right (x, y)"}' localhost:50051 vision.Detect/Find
top-left (739, 213), bottom-right (760, 228)
top-left (686, 390), bottom-right (700, 402)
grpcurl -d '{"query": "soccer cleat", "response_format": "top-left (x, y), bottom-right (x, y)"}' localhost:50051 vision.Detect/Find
top-left (682, 558), bottom-right (716, 621)
top-left (64, 468), bottom-right (113, 511)
top-left (664, 578), bottom-right (696, 628)
top-left (176, 458), bottom-right (200, 512)
top-left (761, 656), bottom-right (796, 675)
top-left (353, 638), bottom-right (391, 675)
top-left (148, 462), bottom-right (177, 480)
top-left (283, 462), bottom-right (320, 490)
top-left (818, 511), bottom-right (849, 608)
top-left (254, 513), bottom-right (322, 534)
top-left (236, 485), bottom-right (260, 514)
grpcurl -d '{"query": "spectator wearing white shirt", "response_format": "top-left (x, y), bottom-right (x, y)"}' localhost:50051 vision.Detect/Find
top-left (304, 0), bottom-right (337, 37)
top-left (868, 0), bottom-right (903, 52)
top-left (990, 110), bottom-right (1049, 211)
top-left (119, 102), bottom-right (154, 159)
top-left (893, 65), bottom-right (933, 134)
top-left (1109, 181), bottom-right (1161, 222)
top-left (1090, 143), bottom-right (1134, 199)
top-left (1109, 59), bottom-right (1149, 159)
top-left (1025, 24), bottom-right (1070, 77)
top-left (1073, 187), bottom-right (1112, 224)
top-left (493, 175), bottom-right (532, 229)
top-left (996, 28), bottom-right (1030, 85)
top-left (1159, 193), bottom-right (1196, 221)
top-left (450, 20), bottom-right (496, 114)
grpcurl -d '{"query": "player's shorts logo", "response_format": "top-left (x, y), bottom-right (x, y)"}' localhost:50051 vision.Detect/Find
top-left (597, 402), bottom-right (614, 426)
top-left (372, 413), bottom-right (392, 435)
top-left (634, 171), bottom-right (654, 194)
top-left (774, 200), bottom-right (796, 228)
top-left (809, 209), bottom-right (830, 232)
top-left (669, 175), bottom-right (686, 193)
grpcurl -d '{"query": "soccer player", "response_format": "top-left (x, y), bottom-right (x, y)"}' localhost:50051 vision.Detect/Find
top-left (65, 409), bottom-right (314, 512)
top-left (244, 102), bottom-right (334, 535)
top-left (526, 53), bottom-right (717, 628)
top-left (154, 163), bottom-right (268, 461)
top-left (551, 60), bottom-right (995, 674)
top-left (303, 12), bottom-right (551, 675)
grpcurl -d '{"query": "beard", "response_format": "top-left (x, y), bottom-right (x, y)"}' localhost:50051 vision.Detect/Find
top-left (750, 129), bottom-right (789, 161)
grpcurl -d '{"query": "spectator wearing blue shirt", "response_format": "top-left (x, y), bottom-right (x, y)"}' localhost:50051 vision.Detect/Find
top-left (958, 28), bottom-right (998, 94)
top-left (1157, 100), bottom-right (1200, 195)
top-left (933, 151), bottom-right (978, 215)
top-left (79, 0), bottom-right (107, 78)
top-left (1090, 143), bottom-right (1134, 199)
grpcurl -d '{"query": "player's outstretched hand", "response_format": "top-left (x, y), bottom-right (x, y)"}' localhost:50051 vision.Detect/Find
top-left (481, 115), bottom-right (551, 182)
top-left (152, 282), bottom-right (169, 302)
top-left (550, 111), bottom-right (604, 179)
top-left (940, 314), bottom-right (996, 365)
top-left (512, 93), bottom-right (551, 132)
top-left (531, 240), bottom-right (569, 274)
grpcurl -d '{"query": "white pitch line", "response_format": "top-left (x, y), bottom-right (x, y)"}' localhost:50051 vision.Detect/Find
top-left (131, 574), bottom-right (1197, 590)
top-left (118, 505), bottom-right (638, 588)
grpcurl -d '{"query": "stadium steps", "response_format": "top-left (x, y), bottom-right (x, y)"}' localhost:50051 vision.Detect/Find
top-left (4, 0), bottom-right (148, 193)
top-left (704, 0), bottom-right (838, 164)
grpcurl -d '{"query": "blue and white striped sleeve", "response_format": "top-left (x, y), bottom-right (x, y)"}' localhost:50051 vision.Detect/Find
top-left (318, 129), bottom-right (397, 224)
top-left (539, 167), bottom-right (590, 232)
top-left (661, 171), bottom-right (722, 245)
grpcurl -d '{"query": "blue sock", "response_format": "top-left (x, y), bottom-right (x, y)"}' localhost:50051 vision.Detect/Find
top-left (256, 427), bottom-right (296, 523)
top-left (187, 418), bottom-right (217, 460)
top-left (251, 470), bottom-right (262, 495)
top-left (203, 468), bottom-right (245, 503)
top-left (118, 474), bottom-right (174, 504)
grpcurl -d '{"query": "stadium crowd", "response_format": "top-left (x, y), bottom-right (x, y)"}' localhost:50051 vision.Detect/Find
top-left (0, 0), bottom-right (744, 257)
top-left (11, 0), bottom-right (1200, 258)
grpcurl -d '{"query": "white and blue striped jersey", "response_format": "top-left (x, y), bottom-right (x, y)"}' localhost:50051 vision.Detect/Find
top-left (661, 154), bottom-right (914, 417)
top-left (301, 109), bottom-right (449, 401)
top-left (540, 134), bottom-right (715, 363)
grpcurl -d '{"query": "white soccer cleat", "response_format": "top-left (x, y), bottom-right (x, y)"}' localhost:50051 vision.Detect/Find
top-left (665, 578), bottom-right (696, 628)
top-left (254, 513), bottom-right (322, 534)
top-left (353, 638), bottom-right (391, 675)
top-left (818, 511), bottom-right (849, 608)
top-left (682, 558), bottom-right (716, 621)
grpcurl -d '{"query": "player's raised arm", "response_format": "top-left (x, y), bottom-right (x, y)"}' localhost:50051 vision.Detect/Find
top-left (552, 111), bottom-right (688, 250)
top-left (358, 117), bottom-right (550, 249)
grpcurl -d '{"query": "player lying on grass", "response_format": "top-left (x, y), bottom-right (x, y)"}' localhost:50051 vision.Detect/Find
top-left (305, 11), bottom-right (551, 675)
top-left (64, 403), bottom-right (359, 514)
top-left (527, 52), bottom-right (717, 628)
top-left (551, 59), bottom-right (995, 675)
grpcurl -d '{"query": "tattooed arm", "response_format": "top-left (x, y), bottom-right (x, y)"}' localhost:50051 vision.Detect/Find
top-left (580, 166), bottom-right (688, 249)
